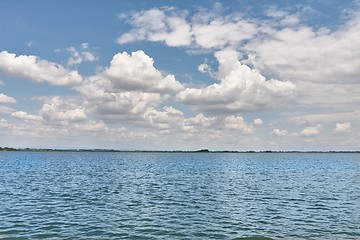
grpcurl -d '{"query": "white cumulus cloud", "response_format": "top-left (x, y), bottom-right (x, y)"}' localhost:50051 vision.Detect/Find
top-left (104, 50), bottom-right (183, 93)
top-left (0, 93), bottom-right (16, 103)
top-left (249, 13), bottom-right (360, 84)
top-left (117, 7), bottom-right (259, 50)
top-left (253, 118), bottom-right (263, 125)
top-left (117, 8), bottom-right (192, 47)
top-left (223, 116), bottom-right (254, 134)
top-left (144, 106), bottom-right (184, 131)
top-left (177, 49), bottom-right (295, 113)
top-left (0, 51), bottom-right (82, 86)
top-left (39, 96), bottom-right (87, 123)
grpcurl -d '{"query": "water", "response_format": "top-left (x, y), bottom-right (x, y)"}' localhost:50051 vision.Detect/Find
top-left (0, 152), bottom-right (359, 239)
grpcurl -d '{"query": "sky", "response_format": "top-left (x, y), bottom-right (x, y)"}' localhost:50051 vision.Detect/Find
top-left (0, 0), bottom-right (360, 151)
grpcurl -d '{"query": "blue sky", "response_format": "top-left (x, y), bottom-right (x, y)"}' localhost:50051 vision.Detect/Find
top-left (1, 0), bottom-right (360, 150)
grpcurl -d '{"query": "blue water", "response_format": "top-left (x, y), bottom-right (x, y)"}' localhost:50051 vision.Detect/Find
top-left (0, 152), bottom-right (359, 239)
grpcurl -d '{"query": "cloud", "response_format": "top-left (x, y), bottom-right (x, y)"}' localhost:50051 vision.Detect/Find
top-left (26, 41), bottom-right (33, 47)
top-left (183, 113), bottom-right (215, 131)
top-left (183, 113), bottom-right (254, 135)
top-left (103, 50), bottom-right (183, 93)
top-left (73, 120), bottom-right (107, 132)
top-left (249, 13), bottom-right (360, 84)
top-left (71, 50), bottom-right (187, 125)
top-left (177, 49), bottom-right (295, 114)
top-left (223, 115), bottom-right (254, 133)
top-left (93, 91), bottom-right (162, 118)
top-left (0, 119), bottom-right (10, 130)
top-left (67, 44), bottom-right (98, 66)
top-left (286, 110), bottom-right (360, 127)
top-left (197, 63), bottom-right (211, 73)
top-left (0, 93), bottom-right (16, 103)
top-left (181, 113), bottom-right (256, 147)
top-left (335, 122), bottom-right (351, 133)
top-left (191, 15), bottom-right (258, 50)
top-left (197, 59), bottom-right (216, 78)
top-left (117, 8), bottom-right (192, 47)
top-left (253, 118), bottom-right (263, 125)
top-left (117, 7), bottom-right (262, 50)
top-left (116, 5), bottom-right (360, 143)
top-left (299, 125), bottom-right (321, 137)
top-left (265, 6), bottom-right (288, 18)
top-left (39, 96), bottom-right (87, 123)
top-left (0, 51), bottom-right (82, 86)
top-left (271, 128), bottom-right (288, 137)
top-left (117, 6), bottom-right (266, 51)
top-left (81, 42), bottom-right (89, 49)
top-left (118, 6), bottom-right (360, 87)
top-left (294, 82), bottom-right (360, 110)
top-left (0, 105), bottom-right (14, 114)
top-left (144, 106), bottom-right (184, 131)
top-left (11, 111), bottom-right (42, 121)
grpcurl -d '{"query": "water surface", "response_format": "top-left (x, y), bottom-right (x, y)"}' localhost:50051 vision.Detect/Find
top-left (0, 152), bottom-right (359, 239)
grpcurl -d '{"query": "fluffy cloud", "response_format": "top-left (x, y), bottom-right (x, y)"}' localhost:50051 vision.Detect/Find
top-left (181, 113), bottom-right (257, 147)
top-left (118, 6), bottom-right (360, 87)
top-left (94, 91), bottom-right (162, 118)
top-left (198, 63), bottom-right (211, 74)
top-left (177, 50), bottom-right (295, 113)
top-left (39, 96), bottom-right (87, 123)
top-left (11, 111), bottom-right (42, 121)
top-left (0, 51), bottom-right (82, 86)
top-left (66, 43), bottom-right (97, 66)
top-left (249, 13), bottom-right (360, 84)
top-left (223, 116), bottom-right (254, 133)
top-left (271, 128), bottom-right (288, 137)
top-left (118, 8), bottom-right (192, 47)
top-left (183, 113), bottom-right (215, 131)
top-left (183, 113), bottom-right (254, 135)
top-left (0, 93), bottom-right (16, 103)
top-left (299, 125), bottom-right (321, 137)
top-left (191, 16), bottom-right (258, 49)
top-left (117, 7), bottom-right (259, 50)
top-left (253, 118), bottom-right (263, 125)
top-left (0, 118), bottom-right (8, 125)
top-left (74, 50), bottom-right (185, 122)
top-left (144, 106), bottom-right (184, 131)
top-left (335, 122), bottom-right (351, 133)
top-left (104, 51), bottom-right (183, 93)
top-left (265, 6), bottom-right (301, 26)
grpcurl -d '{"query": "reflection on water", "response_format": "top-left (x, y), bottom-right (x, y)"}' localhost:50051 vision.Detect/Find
top-left (0, 152), bottom-right (359, 239)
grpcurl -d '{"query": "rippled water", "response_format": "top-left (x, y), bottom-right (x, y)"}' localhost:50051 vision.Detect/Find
top-left (0, 152), bottom-right (360, 239)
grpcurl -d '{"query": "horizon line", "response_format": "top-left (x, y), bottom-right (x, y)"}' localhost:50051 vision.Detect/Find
top-left (0, 147), bottom-right (359, 153)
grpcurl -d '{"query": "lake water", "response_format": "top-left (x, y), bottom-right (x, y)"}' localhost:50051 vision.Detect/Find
top-left (0, 152), bottom-right (359, 239)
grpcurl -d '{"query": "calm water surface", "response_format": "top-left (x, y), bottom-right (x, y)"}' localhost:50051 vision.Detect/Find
top-left (0, 152), bottom-right (359, 239)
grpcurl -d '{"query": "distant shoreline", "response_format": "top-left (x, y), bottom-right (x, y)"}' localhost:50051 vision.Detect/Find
top-left (0, 147), bottom-right (359, 153)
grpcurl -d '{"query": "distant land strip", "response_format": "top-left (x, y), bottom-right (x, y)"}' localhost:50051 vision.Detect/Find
top-left (0, 147), bottom-right (359, 153)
